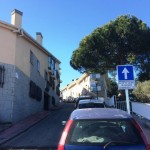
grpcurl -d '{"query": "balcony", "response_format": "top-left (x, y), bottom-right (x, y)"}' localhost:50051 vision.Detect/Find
top-left (48, 67), bottom-right (53, 74)
top-left (50, 74), bottom-right (55, 81)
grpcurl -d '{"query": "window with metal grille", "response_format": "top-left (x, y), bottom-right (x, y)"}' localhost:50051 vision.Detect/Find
top-left (0, 66), bottom-right (5, 88)
top-left (37, 60), bottom-right (40, 72)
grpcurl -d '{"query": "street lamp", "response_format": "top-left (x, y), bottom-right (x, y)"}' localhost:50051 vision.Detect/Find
top-left (95, 79), bottom-right (99, 99)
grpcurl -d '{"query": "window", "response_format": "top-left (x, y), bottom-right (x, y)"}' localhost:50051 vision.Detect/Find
top-left (29, 80), bottom-right (42, 101)
top-left (90, 74), bottom-right (100, 79)
top-left (48, 56), bottom-right (56, 73)
top-left (51, 59), bottom-right (55, 71)
top-left (37, 60), bottom-right (40, 72)
top-left (56, 70), bottom-right (60, 79)
top-left (78, 103), bottom-right (105, 109)
top-left (0, 66), bottom-right (5, 88)
top-left (96, 74), bottom-right (100, 78)
top-left (66, 119), bottom-right (144, 145)
top-left (90, 74), bottom-right (96, 79)
top-left (30, 51), bottom-right (34, 65)
top-left (48, 56), bottom-right (52, 69)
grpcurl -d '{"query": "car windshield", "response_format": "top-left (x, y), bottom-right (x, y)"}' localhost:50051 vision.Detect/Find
top-left (79, 103), bottom-right (104, 109)
top-left (66, 119), bottom-right (144, 146)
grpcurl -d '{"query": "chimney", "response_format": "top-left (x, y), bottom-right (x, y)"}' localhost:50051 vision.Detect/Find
top-left (36, 32), bottom-right (43, 45)
top-left (11, 9), bottom-right (23, 28)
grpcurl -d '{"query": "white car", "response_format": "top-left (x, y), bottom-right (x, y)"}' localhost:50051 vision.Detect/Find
top-left (77, 99), bottom-right (105, 109)
top-left (74, 95), bottom-right (94, 108)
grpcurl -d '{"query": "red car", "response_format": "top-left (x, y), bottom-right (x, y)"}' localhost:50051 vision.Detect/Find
top-left (58, 108), bottom-right (150, 150)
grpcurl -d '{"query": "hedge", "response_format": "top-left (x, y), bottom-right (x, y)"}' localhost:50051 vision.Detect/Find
top-left (132, 80), bottom-right (150, 103)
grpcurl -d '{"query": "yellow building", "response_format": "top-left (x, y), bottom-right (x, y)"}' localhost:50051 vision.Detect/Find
top-left (0, 9), bottom-right (61, 123)
top-left (61, 73), bottom-right (108, 101)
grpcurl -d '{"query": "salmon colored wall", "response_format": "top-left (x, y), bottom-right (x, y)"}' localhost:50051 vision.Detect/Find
top-left (0, 26), bottom-right (16, 64)
top-left (15, 35), bottom-right (48, 78)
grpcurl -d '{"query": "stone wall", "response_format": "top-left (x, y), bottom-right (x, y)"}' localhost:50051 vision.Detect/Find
top-left (0, 61), bottom-right (45, 123)
top-left (12, 53), bottom-right (45, 123)
top-left (0, 62), bottom-right (15, 122)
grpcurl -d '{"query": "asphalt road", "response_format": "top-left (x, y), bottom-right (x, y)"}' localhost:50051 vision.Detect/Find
top-left (1, 103), bottom-right (75, 149)
top-left (1, 102), bottom-right (150, 149)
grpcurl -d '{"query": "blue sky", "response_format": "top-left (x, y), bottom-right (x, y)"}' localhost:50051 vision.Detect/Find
top-left (0, 0), bottom-right (150, 89)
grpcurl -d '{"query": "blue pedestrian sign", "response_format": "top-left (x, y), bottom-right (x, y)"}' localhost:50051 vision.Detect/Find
top-left (117, 65), bottom-right (135, 89)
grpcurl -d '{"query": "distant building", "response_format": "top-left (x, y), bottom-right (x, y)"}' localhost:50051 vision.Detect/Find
top-left (0, 9), bottom-right (61, 123)
top-left (61, 73), bottom-right (108, 100)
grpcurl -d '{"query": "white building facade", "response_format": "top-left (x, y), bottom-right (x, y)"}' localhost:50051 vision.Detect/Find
top-left (61, 73), bottom-right (108, 100)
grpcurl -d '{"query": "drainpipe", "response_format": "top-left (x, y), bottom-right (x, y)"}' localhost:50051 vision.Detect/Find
top-left (10, 66), bottom-right (16, 123)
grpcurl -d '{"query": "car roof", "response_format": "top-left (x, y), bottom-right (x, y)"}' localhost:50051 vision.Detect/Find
top-left (70, 108), bottom-right (132, 120)
top-left (79, 95), bottom-right (91, 97)
top-left (78, 99), bottom-right (104, 104)
top-left (78, 96), bottom-right (93, 99)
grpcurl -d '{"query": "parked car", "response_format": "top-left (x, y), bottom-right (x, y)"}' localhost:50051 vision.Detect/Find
top-left (77, 99), bottom-right (105, 109)
top-left (58, 108), bottom-right (150, 150)
top-left (64, 96), bottom-right (74, 103)
top-left (74, 95), bottom-right (94, 108)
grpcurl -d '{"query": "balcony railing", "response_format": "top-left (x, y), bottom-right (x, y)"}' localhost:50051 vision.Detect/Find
top-left (48, 66), bottom-right (53, 74)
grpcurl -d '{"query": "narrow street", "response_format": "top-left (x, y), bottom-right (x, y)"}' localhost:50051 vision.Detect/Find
top-left (0, 103), bottom-right (74, 149)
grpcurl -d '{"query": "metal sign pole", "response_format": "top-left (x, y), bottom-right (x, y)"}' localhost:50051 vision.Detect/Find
top-left (125, 89), bottom-right (130, 114)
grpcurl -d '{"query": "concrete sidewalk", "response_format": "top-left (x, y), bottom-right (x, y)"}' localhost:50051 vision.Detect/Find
top-left (0, 102), bottom-right (64, 145)
top-left (0, 111), bottom-right (49, 145)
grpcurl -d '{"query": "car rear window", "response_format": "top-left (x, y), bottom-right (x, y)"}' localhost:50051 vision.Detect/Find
top-left (79, 103), bottom-right (104, 109)
top-left (75, 97), bottom-right (93, 108)
top-left (66, 119), bottom-right (144, 146)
